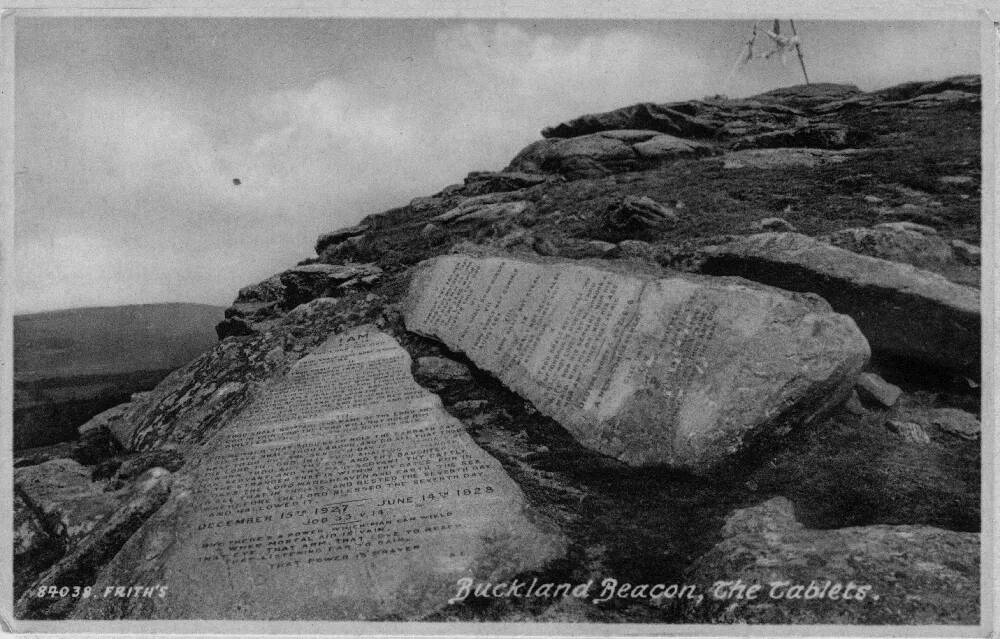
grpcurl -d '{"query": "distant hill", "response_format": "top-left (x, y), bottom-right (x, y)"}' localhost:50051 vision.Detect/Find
top-left (14, 303), bottom-right (223, 449)
top-left (14, 303), bottom-right (224, 380)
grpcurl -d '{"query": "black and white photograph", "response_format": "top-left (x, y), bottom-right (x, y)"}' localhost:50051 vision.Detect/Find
top-left (2, 2), bottom-right (994, 635)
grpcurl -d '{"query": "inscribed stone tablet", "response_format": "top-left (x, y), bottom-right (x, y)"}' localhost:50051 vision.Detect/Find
top-left (73, 327), bottom-right (564, 620)
top-left (403, 253), bottom-right (869, 472)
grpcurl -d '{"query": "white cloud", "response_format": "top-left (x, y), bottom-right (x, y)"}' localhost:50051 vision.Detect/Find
top-left (15, 71), bottom-right (449, 312)
top-left (435, 23), bottom-right (700, 100)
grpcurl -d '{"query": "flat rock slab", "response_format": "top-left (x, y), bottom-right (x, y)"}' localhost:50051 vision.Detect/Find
top-left (72, 327), bottom-right (563, 620)
top-left (818, 223), bottom-right (955, 268)
top-left (699, 233), bottom-right (980, 377)
top-left (315, 224), bottom-right (368, 254)
top-left (16, 468), bottom-right (174, 620)
top-left (505, 131), bottom-right (715, 179)
top-left (685, 497), bottom-right (979, 624)
top-left (403, 252), bottom-right (869, 473)
top-left (15, 459), bottom-right (123, 544)
top-left (855, 372), bottom-right (902, 408)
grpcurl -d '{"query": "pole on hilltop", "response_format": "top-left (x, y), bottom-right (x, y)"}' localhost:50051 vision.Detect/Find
top-left (789, 20), bottom-right (810, 85)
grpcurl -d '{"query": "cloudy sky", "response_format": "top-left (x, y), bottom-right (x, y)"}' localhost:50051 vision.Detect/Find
top-left (14, 18), bottom-right (979, 313)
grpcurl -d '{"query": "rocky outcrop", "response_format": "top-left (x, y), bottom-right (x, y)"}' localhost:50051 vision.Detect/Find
top-left (750, 82), bottom-right (862, 108)
top-left (14, 492), bottom-right (63, 598)
top-left (105, 448), bottom-right (185, 490)
top-left (314, 224), bottom-right (368, 255)
top-left (539, 84), bottom-right (867, 143)
top-left (432, 193), bottom-right (531, 225)
top-left (278, 263), bottom-right (382, 307)
top-left (872, 74), bottom-right (980, 102)
top-left (77, 402), bottom-right (130, 436)
top-left (404, 252), bottom-right (869, 473)
top-left (414, 355), bottom-right (474, 388)
top-left (604, 196), bottom-right (678, 236)
top-left (541, 104), bottom-right (719, 139)
top-left (684, 498), bottom-right (979, 624)
top-left (462, 170), bottom-right (552, 195)
top-left (818, 222), bottom-right (955, 268)
top-left (506, 130), bottom-right (715, 178)
top-left (889, 90), bottom-right (979, 110)
top-left (15, 459), bottom-right (123, 546)
top-left (897, 406), bottom-right (981, 441)
top-left (16, 468), bottom-right (173, 619)
top-left (855, 372), bottom-right (902, 408)
top-left (730, 122), bottom-right (861, 150)
top-left (699, 233), bottom-right (979, 376)
top-left (219, 263), bottom-right (383, 337)
top-left (508, 90), bottom-right (882, 181)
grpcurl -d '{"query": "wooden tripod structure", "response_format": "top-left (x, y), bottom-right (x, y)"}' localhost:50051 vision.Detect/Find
top-left (737, 19), bottom-right (811, 85)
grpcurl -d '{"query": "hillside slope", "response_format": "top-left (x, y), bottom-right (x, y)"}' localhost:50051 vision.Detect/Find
top-left (14, 303), bottom-right (224, 449)
top-left (15, 303), bottom-right (224, 380)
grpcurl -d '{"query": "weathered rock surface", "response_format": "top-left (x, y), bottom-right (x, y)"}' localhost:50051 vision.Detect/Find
top-left (539, 84), bottom-right (865, 145)
top-left (414, 356), bottom-right (474, 387)
top-left (730, 122), bottom-right (861, 150)
top-left (886, 419), bottom-right (931, 444)
top-left (404, 252), bottom-right (869, 473)
top-left (433, 197), bottom-right (530, 225)
top-left (684, 497), bottom-right (979, 624)
top-left (751, 83), bottom-right (862, 109)
top-left (16, 468), bottom-right (173, 619)
top-left (14, 492), bottom-right (63, 598)
top-left (78, 402), bottom-right (130, 436)
top-left (462, 170), bottom-right (551, 195)
top-left (15, 459), bottom-right (123, 545)
top-left (699, 233), bottom-right (979, 376)
top-left (873, 74), bottom-right (980, 101)
top-left (72, 327), bottom-right (564, 620)
top-left (541, 105), bottom-right (719, 139)
top-left (897, 406), bottom-right (981, 441)
top-left (605, 196), bottom-right (678, 234)
top-left (818, 222), bottom-right (955, 267)
top-left (278, 263), bottom-right (382, 307)
top-left (506, 130), bottom-right (715, 178)
top-left (314, 224), bottom-right (369, 254)
top-left (897, 90), bottom-right (979, 109)
top-left (631, 133), bottom-right (714, 160)
top-left (105, 448), bottom-right (185, 490)
top-left (855, 372), bottom-right (902, 408)
top-left (220, 263), bottom-right (383, 337)
top-left (607, 239), bottom-right (659, 262)
top-left (721, 148), bottom-right (852, 170)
